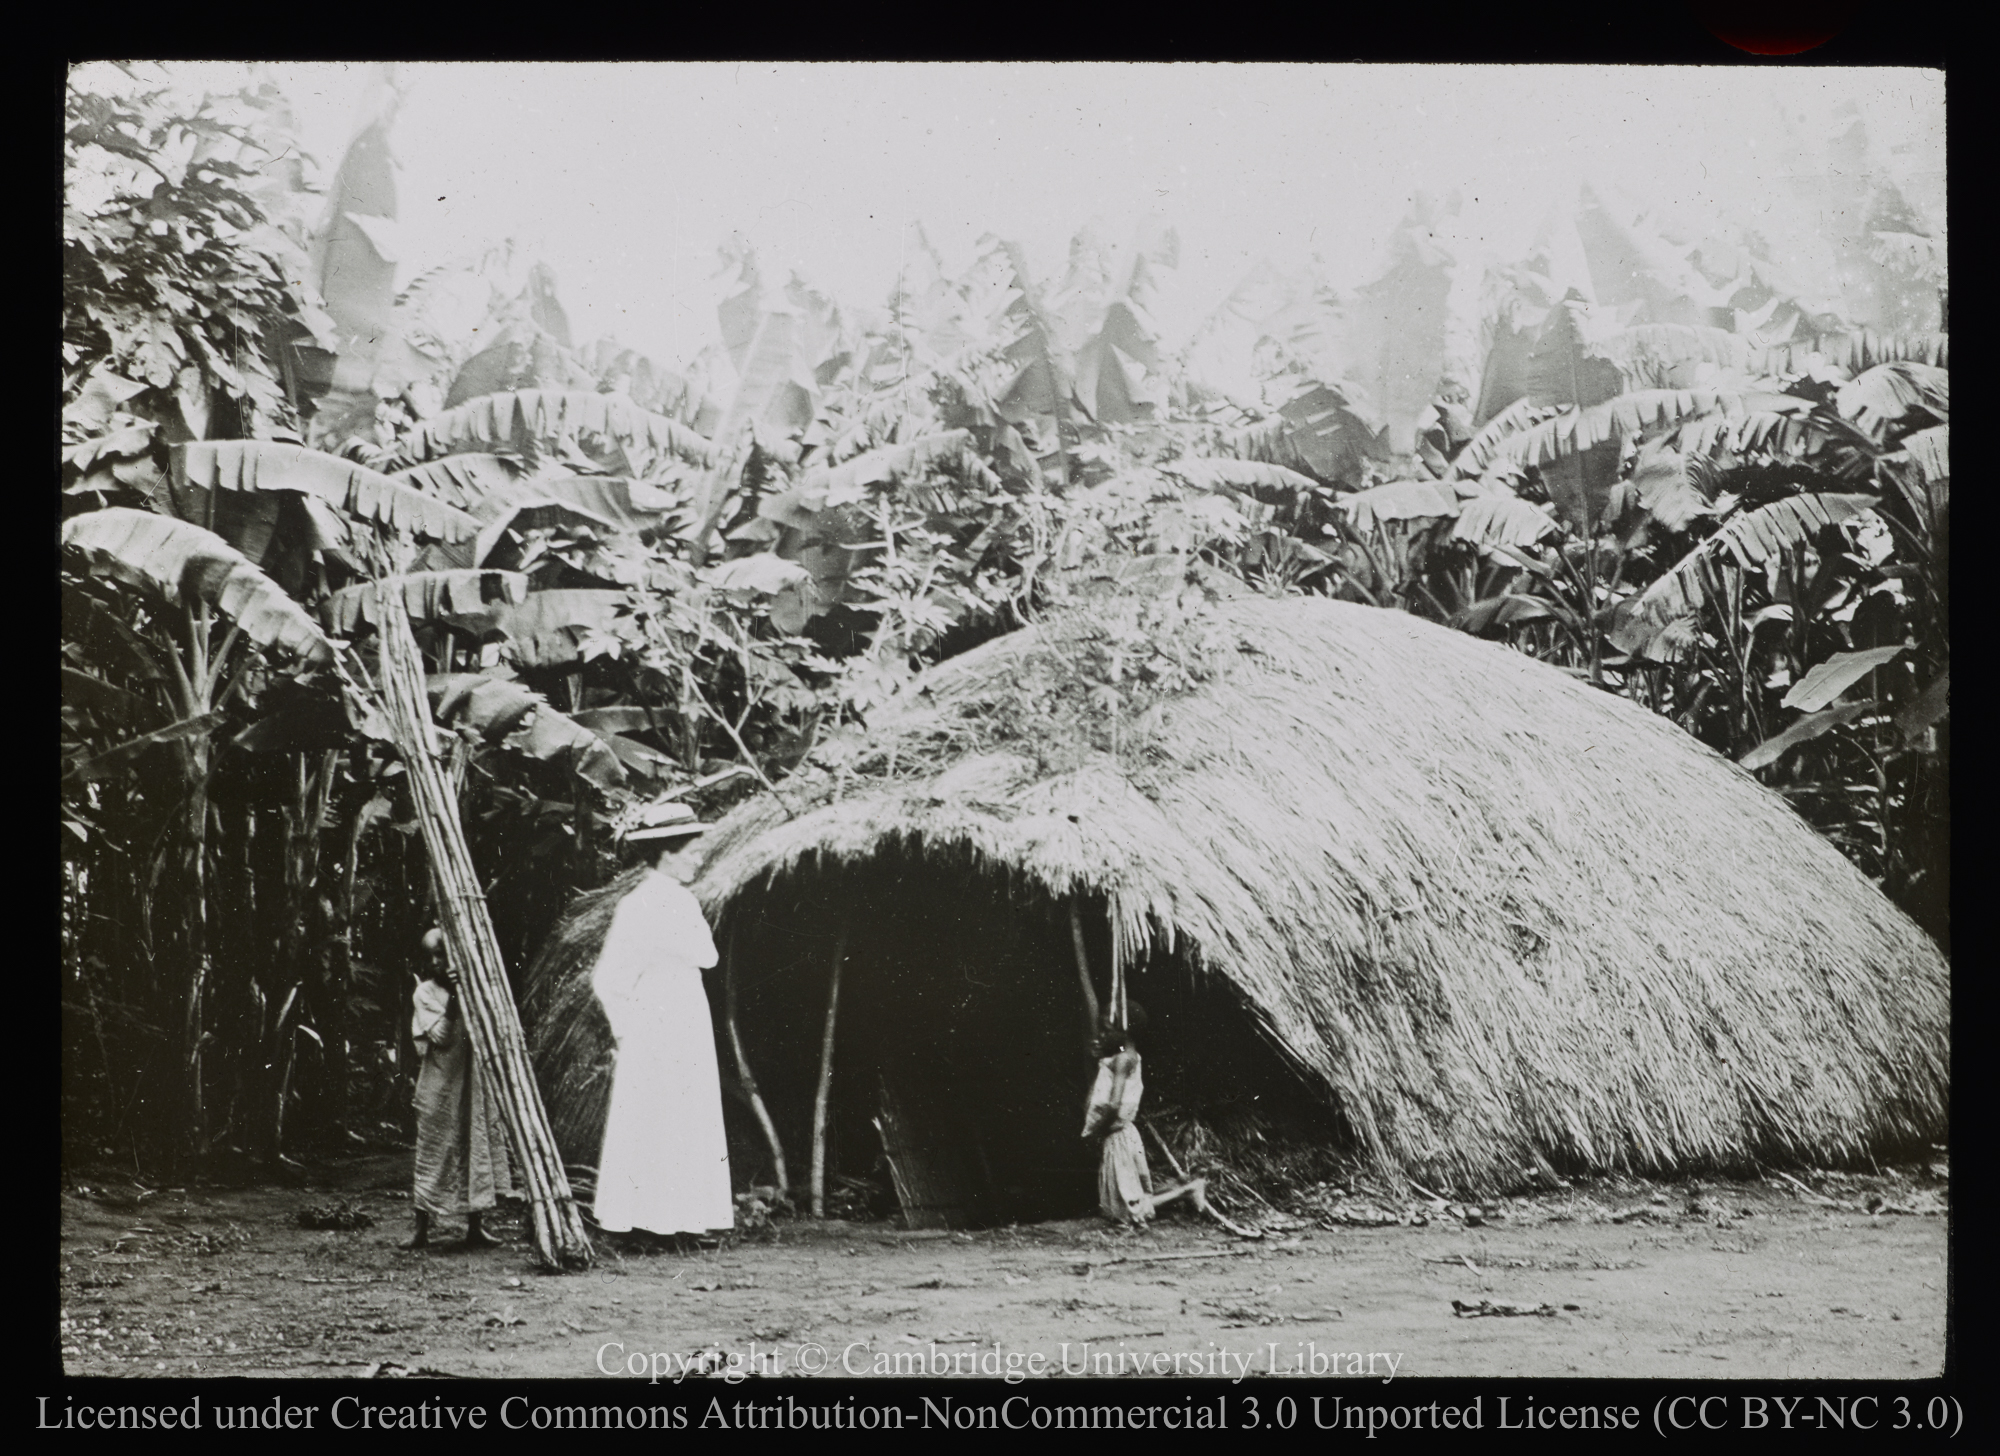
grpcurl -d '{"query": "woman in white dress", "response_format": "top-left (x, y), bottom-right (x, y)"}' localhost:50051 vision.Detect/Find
top-left (590, 801), bottom-right (736, 1238)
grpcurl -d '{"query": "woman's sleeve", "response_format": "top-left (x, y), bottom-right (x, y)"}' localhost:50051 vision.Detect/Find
top-left (663, 883), bottom-right (719, 968)
top-left (593, 887), bottom-right (664, 1038)
top-left (592, 878), bottom-right (717, 1045)
top-left (593, 926), bottom-right (638, 1042)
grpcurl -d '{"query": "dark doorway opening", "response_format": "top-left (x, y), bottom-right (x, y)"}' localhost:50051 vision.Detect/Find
top-left (722, 847), bottom-right (1351, 1228)
top-left (727, 852), bottom-right (1101, 1228)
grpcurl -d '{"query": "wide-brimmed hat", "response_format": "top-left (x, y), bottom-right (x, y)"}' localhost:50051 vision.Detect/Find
top-left (618, 798), bottom-right (708, 844)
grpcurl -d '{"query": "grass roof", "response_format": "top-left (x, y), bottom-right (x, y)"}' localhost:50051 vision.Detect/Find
top-left (530, 583), bottom-right (1948, 1192)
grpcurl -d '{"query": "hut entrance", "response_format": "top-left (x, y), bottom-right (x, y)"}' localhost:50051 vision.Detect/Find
top-left (728, 854), bottom-right (1350, 1229)
top-left (732, 858), bottom-right (1104, 1229)
top-left (843, 879), bottom-right (1102, 1229)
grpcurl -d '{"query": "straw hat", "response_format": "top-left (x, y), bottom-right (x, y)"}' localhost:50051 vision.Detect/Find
top-left (618, 798), bottom-right (708, 844)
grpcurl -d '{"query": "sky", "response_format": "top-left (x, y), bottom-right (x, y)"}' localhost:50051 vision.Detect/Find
top-left (147, 63), bottom-right (1948, 371)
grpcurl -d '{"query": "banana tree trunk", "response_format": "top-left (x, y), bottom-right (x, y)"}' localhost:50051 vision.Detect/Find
top-left (374, 579), bottom-right (593, 1270)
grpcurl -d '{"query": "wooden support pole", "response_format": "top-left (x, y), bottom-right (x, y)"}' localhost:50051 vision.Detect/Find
top-left (809, 920), bottom-right (851, 1219)
top-left (375, 579), bottom-right (592, 1271)
top-left (723, 926), bottom-right (789, 1198)
top-left (1069, 901), bottom-right (1099, 1053)
top-left (1110, 928), bottom-right (1127, 1032)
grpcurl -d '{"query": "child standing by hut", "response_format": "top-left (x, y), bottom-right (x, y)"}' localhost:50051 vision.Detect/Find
top-left (1083, 1002), bottom-right (1260, 1236)
top-left (1083, 1021), bottom-right (1155, 1222)
top-left (403, 928), bottom-right (516, 1249)
top-left (1084, 1005), bottom-right (1208, 1225)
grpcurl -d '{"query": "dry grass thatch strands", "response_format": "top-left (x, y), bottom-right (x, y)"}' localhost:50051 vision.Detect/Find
top-left (528, 592), bottom-right (1947, 1197)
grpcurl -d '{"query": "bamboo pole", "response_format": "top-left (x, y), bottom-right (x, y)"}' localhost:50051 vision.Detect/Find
top-left (723, 926), bottom-right (789, 1197)
top-left (375, 580), bottom-right (592, 1270)
top-left (809, 920), bottom-right (851, 1219)
top-left (1069, 901), bottom-right (1099, 1053)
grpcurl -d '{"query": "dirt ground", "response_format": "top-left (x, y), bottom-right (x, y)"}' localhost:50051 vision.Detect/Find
top-left (58, 1155), bottom-right (1947, 1381)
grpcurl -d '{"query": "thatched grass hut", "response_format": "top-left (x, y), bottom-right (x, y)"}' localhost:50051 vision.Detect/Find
top-left (526, 587), bottom-right (1947, 1218)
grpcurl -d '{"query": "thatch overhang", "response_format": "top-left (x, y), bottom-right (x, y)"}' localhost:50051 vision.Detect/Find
top-left (532, 592), bottom-right (1948, 1194)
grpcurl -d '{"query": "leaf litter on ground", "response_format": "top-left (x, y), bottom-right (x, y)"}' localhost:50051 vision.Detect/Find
top-left (295, 1198), bottom-right (376, 1231)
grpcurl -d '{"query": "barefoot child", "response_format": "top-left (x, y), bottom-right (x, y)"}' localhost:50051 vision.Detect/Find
top-left (1082, 1008), bottom-right (1206, 1225)
top-left (403, 928), bottom-right (515, 1250)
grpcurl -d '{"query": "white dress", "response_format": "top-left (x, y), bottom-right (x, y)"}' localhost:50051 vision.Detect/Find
top-left (589, 869), bottom-right (736, 1235)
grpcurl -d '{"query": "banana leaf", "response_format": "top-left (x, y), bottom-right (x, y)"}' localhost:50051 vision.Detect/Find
top-left (392, 390), bottom-right (714, 475)
top-left (1782, 646), bottom-right (1906, 714)
top-left (174, 442), bottom-right (479, 543)
top-left (1620, 493), bottom-right (1877, 644)
top-left (322, 570), bottom-right (530, 636)
top-left (61, 508), bottom-right (334, 667)
top-left (426, 673), bottom-right (625, 790)
top-left (64, 711), bottom-right (224, 783)
top-left (1740, 702), bottom-right (1873, 772)
top-left (488, 589), bottom-right (632, 670)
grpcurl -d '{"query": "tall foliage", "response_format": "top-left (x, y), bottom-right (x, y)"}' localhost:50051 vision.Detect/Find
top-left (65, 64), bottom-right (340, 1161)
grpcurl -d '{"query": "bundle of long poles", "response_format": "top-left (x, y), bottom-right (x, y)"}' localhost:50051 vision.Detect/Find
top-left (375, 579), bottom-right (593, 1270)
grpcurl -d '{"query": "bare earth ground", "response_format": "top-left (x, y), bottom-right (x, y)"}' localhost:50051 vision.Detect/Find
top-left (58, 1157), bottom-right (1947, 1382)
